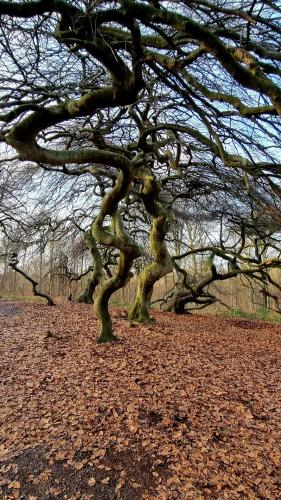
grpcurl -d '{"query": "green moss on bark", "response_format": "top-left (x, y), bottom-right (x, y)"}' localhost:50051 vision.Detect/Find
top-left (129, 169), bottom-right (172, 323)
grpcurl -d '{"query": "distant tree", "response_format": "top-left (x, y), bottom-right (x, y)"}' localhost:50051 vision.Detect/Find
top-left (9, 252), bottom-right (55, 305)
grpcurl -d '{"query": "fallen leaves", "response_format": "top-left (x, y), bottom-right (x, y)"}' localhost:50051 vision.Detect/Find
top-left (8, 481), bottom-right (21, 489)
top-left (101, 477), bottom-right (110, 485)
top-left (0, 445), bottom-right (8, 458)
top-left (1, 302), bottom-right (281, 498)
top-left (91, 448), bottom-right (106, 460)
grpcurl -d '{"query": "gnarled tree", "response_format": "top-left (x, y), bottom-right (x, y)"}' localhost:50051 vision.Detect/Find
top-left (1, 0), bottom-right (281, 340)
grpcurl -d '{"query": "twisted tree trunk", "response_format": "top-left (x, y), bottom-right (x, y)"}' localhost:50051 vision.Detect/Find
top-left (129, 169), bottom-right (172, 323)
top-left (93, 170), bottom-right (142, 343)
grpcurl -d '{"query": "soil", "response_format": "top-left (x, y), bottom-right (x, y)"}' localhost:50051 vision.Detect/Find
top-left (1, 302), bottom-right (281, 499)
top-left (0, 301), bottom-right (22, 317)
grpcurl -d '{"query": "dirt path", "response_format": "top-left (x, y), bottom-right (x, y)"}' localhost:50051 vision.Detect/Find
top-left (0, 301), bottom-right (22, 317)
top-left (1, 302), bottom-right (281, 499)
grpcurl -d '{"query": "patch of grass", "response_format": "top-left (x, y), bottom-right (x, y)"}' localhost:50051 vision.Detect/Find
top-left (0, 294), bottom-right (44, 303)
top-left (256, 306), bottom-right (270, 322)
top-left (227, 306), bottom-right (281, 323)
top-left (228, 308), bottom-right (251, 319)
top-left (110, 298), bottom-right (130, 308)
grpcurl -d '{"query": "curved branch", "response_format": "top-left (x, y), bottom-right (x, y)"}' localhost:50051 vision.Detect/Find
top-left (9, 260), bottom-right (55, 306)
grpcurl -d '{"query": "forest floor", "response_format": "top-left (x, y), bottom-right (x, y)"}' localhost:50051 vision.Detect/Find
top-left (1, 301), bottom-right (281, 499)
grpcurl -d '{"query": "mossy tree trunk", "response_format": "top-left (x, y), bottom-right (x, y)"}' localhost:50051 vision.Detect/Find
top-left (77, 230), bottom-right (102, 304)
top-left (95, 225), bottom-right (140, 342)
top-left (77, 279), bottom-right (97, 304)
top-left (129, 169), bottom-right (172, 323)
top-left (169, 294), bottom-right (188, 314)
top-left (93, 170), bottom-right (141, 343)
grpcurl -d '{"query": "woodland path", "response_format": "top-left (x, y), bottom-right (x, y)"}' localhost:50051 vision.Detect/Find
top-left (0, 300), bottom-right (22, 317)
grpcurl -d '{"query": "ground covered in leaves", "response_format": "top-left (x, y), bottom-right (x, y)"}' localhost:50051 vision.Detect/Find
top-left (1, 301), bottom-right (281, 499)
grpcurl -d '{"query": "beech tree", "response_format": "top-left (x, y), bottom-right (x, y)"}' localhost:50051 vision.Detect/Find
top-left (0, 0), bottom-right (281, 341)
top-left (162, 206), bottom-right (281, 314)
